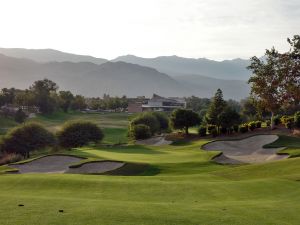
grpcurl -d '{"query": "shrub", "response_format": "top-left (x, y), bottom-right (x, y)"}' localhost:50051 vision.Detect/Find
top-left (14, 109), bottom-right (27, 123)
top-left (198, 126), bottom-right (207, 137)
top-left (0, 123), bottom-right (55, 158)
top-left (130, 124), bottom-right (151, 140)
top-left (233, 125), bottom-right (239, 133)
top-left (58, 121), bottom-right (104, 148)
top-left (0, 153), bottom-right (23, 165)
top-left (294, 111), bottom-right (300, 128)
top-left (239, 124), bottom-right (248, 133)
top-left (286, 121), bottom-right (293, 129)
top-left (255, 121), bottom-right (262, 128)
top-left (273, 115), bottom-right (281, 125)
top-left (211, 128), bottom-right (218, 137)
top-left (281, 116), bottom-right (294, 129)
top-left (131, 112), bottom-right (160, 135)
top-left (152, 112), bottom-right (170, 132)
top-left (207, 125), bottom-right (217, 134)
top-left (220, 127), bottom-right (227, 134)
top-left (248, 121), bottom-right (256, 131)
top-left (266, 120), bottom-right (271, 127)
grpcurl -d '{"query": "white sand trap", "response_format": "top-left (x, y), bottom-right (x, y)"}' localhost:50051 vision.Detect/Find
top-left (136, 136), bottom-right (172, 146)
top-left (67, 161), bottom-right (125, 174)
top-left (203, 135), bottom-right (288, 164)
top-left (11, 155), bottom-right (82, 174)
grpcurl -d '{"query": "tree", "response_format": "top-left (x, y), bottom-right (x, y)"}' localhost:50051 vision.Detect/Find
top-left (30, 79), bottom-right (58, 114)
top-left (0, 88), bottom-right (17, 106)
top-left (130, 112), bottom-right (160, 135)
top-left (58, 91), bottom-right (74, 112)
top-left (219, 106), bottom-right (241, 132)
top-left (130, 124), bottom-right (151, 140)
top-left (0, 123), bottom-right (55, 158)
top-left (152, 112), bottom-right (170, 132)
top-left (170, 109), bottom-right (201, 135)
top-left (14, 108), bottom-right (27, 123)
top-left (71, 95), bottom-right (87, 111)
top-left (248, 48), bottom-right (282, 129)
top-left (205, 89), bottom-right (227, 129)
top-left (57, 121), bottom-right (104, 148)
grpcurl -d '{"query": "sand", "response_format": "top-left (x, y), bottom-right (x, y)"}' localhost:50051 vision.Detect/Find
top-left (136, 136), bottom-right (172, 146)
top-left (67, 161), bottom-right (125, 174)
top-left (10, 155), bottom-right (125, 174)
top-left (203, 135), bottom-right (288, 164)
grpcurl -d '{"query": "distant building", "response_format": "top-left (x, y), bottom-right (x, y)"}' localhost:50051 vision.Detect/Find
top-left (142, 94), bottom-right (186, 112)
top-left (127, 96), bottom-right (148, 113)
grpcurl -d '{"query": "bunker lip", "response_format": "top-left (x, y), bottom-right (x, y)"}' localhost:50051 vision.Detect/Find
top-left (136, 136), bottom-right (172, 146)
top-left (203, 135), bottom-right (288, 164)
top-left (9, 155), bottom-right (125, 174)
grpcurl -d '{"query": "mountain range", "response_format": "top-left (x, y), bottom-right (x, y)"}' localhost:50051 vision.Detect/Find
top-left (0, 48), bottom-right (252, 99)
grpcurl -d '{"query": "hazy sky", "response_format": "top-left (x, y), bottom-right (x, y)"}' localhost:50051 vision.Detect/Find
top-left (0, 0), bottom-right (299, 60)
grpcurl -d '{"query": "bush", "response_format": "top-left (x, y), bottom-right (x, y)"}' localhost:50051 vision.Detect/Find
top-left (58, 121), bottom-right (104, 148)
top-left (255, 121), bottom-right (262, 128)
top-left (198, 126), bottom-right (207, 137)
top-left (211, 128), bottom-right (218, 137)
top-left (14, 109), bottom-right (27, 123)
top-left (248, 121), bottom-right (256, 131)
top-left (220, 127), bottom-right (227, 134)
top-left (286, 121), bottom-right (293, 129)
top-left (233, 125), bottom-right (239, 133)
top-left (281, 116), bottom-right (294, 129)
top-left (0, 123), bottom-right (55, 158)
top-left (239, 124), bottom-right (248, 133)
top-left (294, 111), bottom-right (300, 128)
top-left (131, 112), bottom-right (160, 135)
top-left (266, 120), bottom-right (271, 127)
top-left (273, 115), bottom-right (281, 125)
top-left (152, 112), bottom-right (170, 132)
top-left (207, 125), bottom-right (217, 134)
top-left (130, 124), bottom-right (151, 140)
top-left (0, 153), bottom-right (23, 165)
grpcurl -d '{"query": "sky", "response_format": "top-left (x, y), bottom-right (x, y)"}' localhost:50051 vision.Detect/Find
top-left (0, 0), bottom-right (299, 60)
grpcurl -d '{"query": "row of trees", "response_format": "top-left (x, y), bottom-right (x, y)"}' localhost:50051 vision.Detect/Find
top-left (0, 121), bottom-right (104, 159)
top-left (0, 79), bottom-right (130, 115)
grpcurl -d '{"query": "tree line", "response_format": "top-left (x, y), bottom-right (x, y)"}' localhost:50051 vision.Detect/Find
top-left (0, 79), bottom-right (129, 118)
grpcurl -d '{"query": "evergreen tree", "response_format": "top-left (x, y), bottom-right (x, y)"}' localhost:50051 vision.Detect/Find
top-left (205, 89), bottom-right (227, 130)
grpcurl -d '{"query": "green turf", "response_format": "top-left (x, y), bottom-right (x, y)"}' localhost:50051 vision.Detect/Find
top-left (264, 135), bottom-right (300, 157)
top-left (2, 112), bottom-right (300, 224)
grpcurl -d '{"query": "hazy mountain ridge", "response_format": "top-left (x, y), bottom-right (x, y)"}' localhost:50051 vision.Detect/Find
top-left (0, 49), bottom-right (251, 99)
top-left (113, 55), bottom-right (251, 80)
top-left (0, 48), bottom-right (108, 64)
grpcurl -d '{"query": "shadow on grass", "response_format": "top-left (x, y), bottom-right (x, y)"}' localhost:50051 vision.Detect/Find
top-left (89, 145), bottom-right (167, 155)
top-left (105, 163), bottom-right (160, 176)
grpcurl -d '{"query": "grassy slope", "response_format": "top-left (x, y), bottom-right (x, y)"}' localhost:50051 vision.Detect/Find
top-left (1, 113), bottom-right (300, 224)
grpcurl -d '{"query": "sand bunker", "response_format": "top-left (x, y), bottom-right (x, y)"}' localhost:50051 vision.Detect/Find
top-left (10, 155), bottom-right (125, 174)
top-left (203, 135), bottom-right (288, 164)
top-left (136, 136), bottom-right (172, 146)
top-left (67, 161), bottom-right (125, 174)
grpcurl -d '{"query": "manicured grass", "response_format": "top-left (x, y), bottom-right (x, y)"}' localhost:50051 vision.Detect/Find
top-left (265, 135), bottom-right (300, 157)
top-left (2, 113), bottom-right (300, 224)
